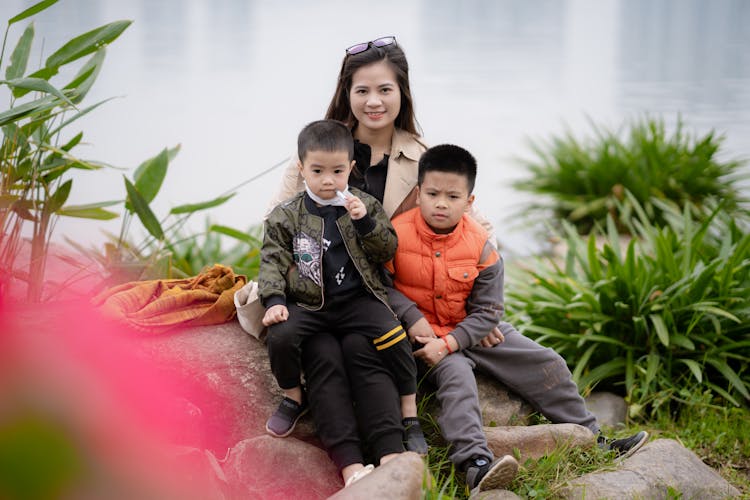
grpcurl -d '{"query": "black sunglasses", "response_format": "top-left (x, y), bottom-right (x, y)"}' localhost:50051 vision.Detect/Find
top-left (345, 36), bottom-right (397, 56)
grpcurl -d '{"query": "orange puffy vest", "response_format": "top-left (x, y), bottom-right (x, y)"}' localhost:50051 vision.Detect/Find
top-left (386, 208), bottom-right (498, 337)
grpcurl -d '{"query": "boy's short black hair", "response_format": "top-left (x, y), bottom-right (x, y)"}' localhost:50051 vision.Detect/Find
top-left (297, 119), bottom-right (354, 162)
top-left (418, 144), bottom-right (477, 192)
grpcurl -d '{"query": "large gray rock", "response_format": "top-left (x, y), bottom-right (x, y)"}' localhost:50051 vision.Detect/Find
top-left (328, 451), bottom-right (425, 500)
top-left (476, 372), bottom-right (534, 426)
top-left (559, 438), bottom-right (741, 499)
top-left (585, 391), bottom-right (628, 429)
top-left (422, 371), bottom-right (534, 428)
top-left (136, 320), bottom-right (317, 453)
top-left (470, 490), bottom-right (521, 500)
top-left (170, 446), bottom-right (229, 500)
top-left (223, 435), bottom-right (342, 499)
top-left (485, 423), bottom-right (595, 463)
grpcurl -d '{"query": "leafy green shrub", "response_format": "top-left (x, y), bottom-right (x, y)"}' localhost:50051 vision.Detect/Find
top-left (505, 193), bottom-right (750, 419)
top-left (513, 116), bottom-right (748, 234)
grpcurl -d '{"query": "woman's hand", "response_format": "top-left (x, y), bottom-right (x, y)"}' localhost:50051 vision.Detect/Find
top-left (414, 336), bottom-right (449, 367)
top-left (406, 318), bottom-right (436, 344)
top-left (479, 326), bottom-right (505, 348)
top-left (262, 304), bottom-right (289, 326)
top-left (344, 194), bottom-right (366, 220)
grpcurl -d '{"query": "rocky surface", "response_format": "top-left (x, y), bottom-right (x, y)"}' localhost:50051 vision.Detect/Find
top-left (584, 391), bottom-right (628, 429)
top-left (222, 436), bottom-right (342, 499)
top-left (558, 439), bottom-right (741, 499)
top-left (10, 305), bottom-right (737, 500)
top-left (136, 320), bottom-right (740, 499)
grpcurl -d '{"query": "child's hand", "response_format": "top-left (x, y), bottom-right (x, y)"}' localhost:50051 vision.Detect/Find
top-left (342, 193), bottom-right (366, 220)
top-left (262, 304), bottom-right (289, 326)
top-left (407, 318), bottom-right (436, 344)
top-left (414, 336), bottom-right (449, 367)
top-left (479, 326), bottom-right (505, 348)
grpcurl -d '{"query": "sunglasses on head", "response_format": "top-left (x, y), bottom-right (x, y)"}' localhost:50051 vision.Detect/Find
top-left (345, 36), bottom-right (397, 56)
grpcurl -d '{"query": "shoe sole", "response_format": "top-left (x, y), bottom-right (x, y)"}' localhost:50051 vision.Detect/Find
top-left (615, 431), bottom-right (649, 461)
top-left (265, 406), bottom-right (309, 438)
top-left (478, 455), bottom-right (518, 491)
top-left (344, 464), bottom-right (374, 488)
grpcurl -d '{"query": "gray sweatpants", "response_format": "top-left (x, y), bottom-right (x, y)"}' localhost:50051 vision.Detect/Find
top-left (426, 321), bottom-right (599, 468)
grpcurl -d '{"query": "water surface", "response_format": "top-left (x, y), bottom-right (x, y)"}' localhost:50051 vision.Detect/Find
top-left (1, 0), bottom-right (748, 255)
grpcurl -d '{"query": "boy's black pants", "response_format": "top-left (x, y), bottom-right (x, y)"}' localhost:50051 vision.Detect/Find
top-left (266, 294), bottom-right (417, 396)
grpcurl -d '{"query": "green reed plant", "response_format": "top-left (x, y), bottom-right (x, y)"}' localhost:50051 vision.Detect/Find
top-left (1, 0), bottom-right (237, 299)
top-left (0, 0), bottom-right (130, 300)
top-left (505, 192), bottom-right (750, 419)
top-left (514, 116), bottom-right (748, 234)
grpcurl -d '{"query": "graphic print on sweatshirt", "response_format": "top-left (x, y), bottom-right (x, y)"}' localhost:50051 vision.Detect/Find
top-left (293, 232), bottom-right (322, 286)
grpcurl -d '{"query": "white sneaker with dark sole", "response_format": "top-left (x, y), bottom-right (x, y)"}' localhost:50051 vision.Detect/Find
top-left (466, 454), bottom-right (519, 493)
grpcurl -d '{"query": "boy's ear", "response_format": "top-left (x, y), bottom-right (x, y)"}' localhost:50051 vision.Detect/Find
top-left (415, 185), bottom-right (421, 206)
top-left (296, 159), bottom-right (303, 173)
top-left (464, 193), bottom-right (475, 212)
top-left (349, 159), bottom-right (356, 173)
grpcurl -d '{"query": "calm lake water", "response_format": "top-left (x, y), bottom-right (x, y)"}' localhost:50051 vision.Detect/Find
top-left (2, 0), bottom-right (749, 256)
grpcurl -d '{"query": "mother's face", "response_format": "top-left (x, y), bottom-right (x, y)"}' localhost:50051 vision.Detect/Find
top-left (348, 60), bottom-right (401, 134)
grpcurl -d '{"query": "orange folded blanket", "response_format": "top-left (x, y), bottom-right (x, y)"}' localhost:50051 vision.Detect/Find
top-left (93, 264), bottom-right (247, 332)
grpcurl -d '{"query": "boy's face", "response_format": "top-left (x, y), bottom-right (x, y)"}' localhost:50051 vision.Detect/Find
top-left (298, 149), bottom-right (354, 200)
top-left (416, 170), bottom-right (475, 234)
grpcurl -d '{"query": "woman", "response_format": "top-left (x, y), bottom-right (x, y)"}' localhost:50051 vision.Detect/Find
top-left (269, 35), bottom-right (493, 231)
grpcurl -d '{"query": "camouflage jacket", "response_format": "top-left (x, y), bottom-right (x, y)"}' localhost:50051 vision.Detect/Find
top-left (258, 187), bottom-right (397, 311)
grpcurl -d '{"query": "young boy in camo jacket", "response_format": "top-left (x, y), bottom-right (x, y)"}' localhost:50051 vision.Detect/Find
top-left (258, 119), bottom-right (427, 459)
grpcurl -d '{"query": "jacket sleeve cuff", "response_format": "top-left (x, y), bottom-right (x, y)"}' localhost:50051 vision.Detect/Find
top-left (263, 295), bottom-right (286, 309)
top-left (352, 213), bottom-right (376, 235)
top-left (401, 305), bottom-right (426, 329)
top-left (451, 327), bottom-right (473, 351)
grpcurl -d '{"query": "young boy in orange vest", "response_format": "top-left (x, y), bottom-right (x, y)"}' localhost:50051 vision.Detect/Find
top-left (385, 144), bottom-right (648, 493)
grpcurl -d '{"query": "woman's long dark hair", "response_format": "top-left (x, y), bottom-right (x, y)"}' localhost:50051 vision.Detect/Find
top-left (324, 41), bottom-right (420, 136)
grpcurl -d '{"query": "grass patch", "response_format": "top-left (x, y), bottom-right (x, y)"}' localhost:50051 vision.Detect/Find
top-left (649, 396), bottom-right (750, 497)
top-left (421, 413), bottom-right (749, 498)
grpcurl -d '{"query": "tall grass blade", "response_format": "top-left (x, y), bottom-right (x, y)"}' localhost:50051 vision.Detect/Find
top-left (4, 77), bottom-right (75, 107)
top-left (5, 22), bottom-right (33, 79)
top-left (170, 193), bottom-right (235, 214)
top-left (123, 176), bottom-right (163, 240)
top-left (133, 147), bottom-right (169, 204)
top-left (7, 0), bottom-right (58, 25)
top-left (45, 20), bottom-right (131, 69)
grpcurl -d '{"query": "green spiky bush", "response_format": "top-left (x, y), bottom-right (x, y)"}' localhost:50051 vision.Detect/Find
top-left (514, 116), bottom-right (748, 234)
top-left (505, 193), bottom-right (750, 419)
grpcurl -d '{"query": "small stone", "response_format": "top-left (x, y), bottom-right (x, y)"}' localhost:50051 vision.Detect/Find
top-left (328, 451), bottom-right (426, 500)
top-left (223, 436), bottom-right (341, 499)
top-left (485, 423), bottom-right (595, 463)
top-left (585, 391), bottom-right (628, 429)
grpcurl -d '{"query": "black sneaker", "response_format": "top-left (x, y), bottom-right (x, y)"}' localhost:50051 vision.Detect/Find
top-left (265, 397), bottom-right (308, 437)
top-left (465, 455), bottom-right (518, 492)
top-left (402, 417), bottom-right (428, 455)
top-left (598, 430), bottom-right (649, 460)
